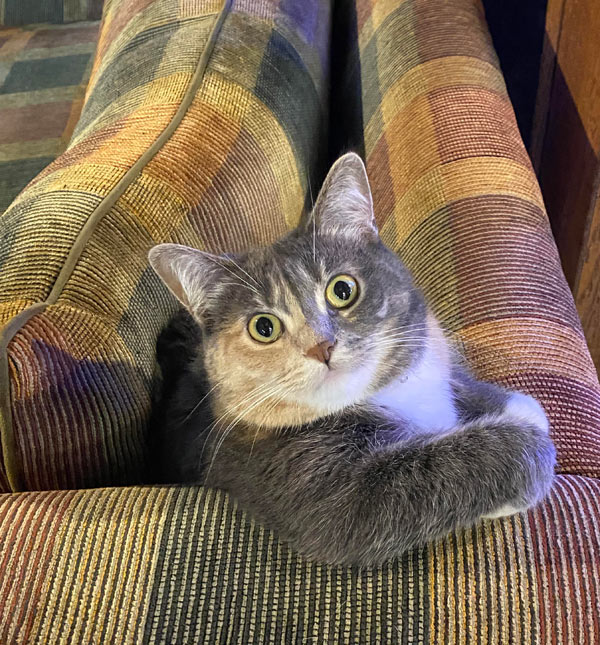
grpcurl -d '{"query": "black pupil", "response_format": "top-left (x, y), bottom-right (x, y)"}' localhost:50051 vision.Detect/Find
top-left (334, 280), bottom-right (352, 301)
top-left (256, 317), bottom-right (273, 337)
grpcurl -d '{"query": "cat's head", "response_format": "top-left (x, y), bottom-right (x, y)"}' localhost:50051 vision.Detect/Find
top-left (149, 153), bottom-right (427, 426)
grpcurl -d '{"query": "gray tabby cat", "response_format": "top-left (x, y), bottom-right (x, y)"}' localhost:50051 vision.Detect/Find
top-left (149, 152), bottom-right (556, 566)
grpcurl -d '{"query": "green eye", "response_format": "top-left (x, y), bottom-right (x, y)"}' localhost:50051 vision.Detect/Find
top-left (248, 314), bottom-right (282, 343)
top-left (326, 274), bottom-right (359, 309)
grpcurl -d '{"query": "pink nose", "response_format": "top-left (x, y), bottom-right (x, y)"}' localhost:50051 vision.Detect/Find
top-left (305, 340), bottom-right (335, 365)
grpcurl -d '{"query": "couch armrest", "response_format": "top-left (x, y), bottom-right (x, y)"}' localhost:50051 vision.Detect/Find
top-left (0, 0), bottom-right (330, 491)
top-left (351, 0), bottom-right (600, 477)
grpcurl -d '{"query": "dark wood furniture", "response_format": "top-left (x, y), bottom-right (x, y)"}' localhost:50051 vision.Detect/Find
top-left (532, 0), bottom-right (600, 371)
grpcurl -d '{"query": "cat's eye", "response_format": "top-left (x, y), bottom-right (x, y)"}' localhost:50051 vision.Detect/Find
top-left (326, 274), bottom-right (359, 309)
top-left (248, 314), bottom-right (282, 343)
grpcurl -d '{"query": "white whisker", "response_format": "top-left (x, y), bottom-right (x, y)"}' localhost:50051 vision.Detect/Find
top-left (198, 381), bottom-right (281, 465)
top-left (205, 384), bottom-right (287, 479)
top-left (226, 255), bottom-right (263, 290)
top-left (247, 386), bottom-right (291, 463)
top-left (202, 254), bottom-right (262, 297)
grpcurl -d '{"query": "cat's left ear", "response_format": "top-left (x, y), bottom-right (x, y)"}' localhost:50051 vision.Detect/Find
top-left (311, 152), bottom-right (378, 241)
top-left (148, 243), bottom-right (229, 318)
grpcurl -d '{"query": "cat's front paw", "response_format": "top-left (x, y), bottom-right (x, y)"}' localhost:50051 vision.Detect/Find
top-left (481, 502), bottom-right (527, 521)
top-left (503, 391), bottom-right (549, 434)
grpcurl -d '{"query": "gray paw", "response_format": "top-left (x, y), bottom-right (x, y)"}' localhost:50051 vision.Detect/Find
top-left (503, 392), bottom-right (549, 434)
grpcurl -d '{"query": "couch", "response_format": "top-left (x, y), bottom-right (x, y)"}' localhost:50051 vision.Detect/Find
top-left (0, 0), bottom-right (599, 642)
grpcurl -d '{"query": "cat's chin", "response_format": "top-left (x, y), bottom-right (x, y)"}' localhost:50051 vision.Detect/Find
top-left (288, 360), bottom-right (377, 417)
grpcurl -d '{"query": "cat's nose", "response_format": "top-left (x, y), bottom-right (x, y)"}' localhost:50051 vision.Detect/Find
top-left (305, 340), bottom-right (335, 365)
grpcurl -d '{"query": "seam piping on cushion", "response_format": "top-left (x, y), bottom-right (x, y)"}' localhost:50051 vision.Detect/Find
top-left (0, 0), bottom-right (232, 493)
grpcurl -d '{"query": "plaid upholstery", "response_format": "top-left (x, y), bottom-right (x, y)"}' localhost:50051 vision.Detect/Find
top-left (0, 0), bottom-right (330, 491)
top-left (0, 475), bottom-right (598, 643)
top-left (0, 1), bottom-right (103, 27)
top-left (0, 0), bottom-right (599, 642)
top-left (0, 21), bottom-right (100, 213)
top-left (347, 0), bottom-right (600, 477)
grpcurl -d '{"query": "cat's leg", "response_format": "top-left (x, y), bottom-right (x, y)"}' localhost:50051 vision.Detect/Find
top-left (451, 367), bottom-right (551, 520)
top-left (250, 413), bottom-right (556, 565)
top-left (214, 391), bottom-right (555, 565)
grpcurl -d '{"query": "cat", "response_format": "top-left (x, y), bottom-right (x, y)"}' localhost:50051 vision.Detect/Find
top-left (148, 152), bottom-right (556, 566)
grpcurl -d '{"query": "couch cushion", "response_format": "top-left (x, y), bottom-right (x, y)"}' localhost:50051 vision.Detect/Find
top-left (344, 0), bottom-right (600, 477)
top-left (0, 0), bottom-right (330, 491)
top-left (0, 476), bottom-right (598, 643)
top-left (0, 21), bottom-right (100, 213)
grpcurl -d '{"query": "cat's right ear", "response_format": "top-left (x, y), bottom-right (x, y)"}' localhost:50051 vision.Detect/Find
top-left (148, 243), bottom-right (225, 316)
top-left (310, 152), bottom-right (378, 242)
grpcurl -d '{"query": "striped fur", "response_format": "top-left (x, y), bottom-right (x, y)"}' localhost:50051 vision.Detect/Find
top-left (0, 477), bottom-right (598, 643)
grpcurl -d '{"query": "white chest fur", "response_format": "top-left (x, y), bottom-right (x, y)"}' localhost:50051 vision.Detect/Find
top-left (369, 320), bottom-right (458, 433)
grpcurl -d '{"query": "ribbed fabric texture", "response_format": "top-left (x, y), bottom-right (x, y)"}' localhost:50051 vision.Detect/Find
top-left (350, 0), bottom-right (600, 477)
top-left (0, 0), bottom-right (103, 26)
top-left (0, 0), bottom-right (599, 641)
top-left (0, 476), bottom-right (597, 643)
top-left (0, 0), bottom-right (330, 491)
